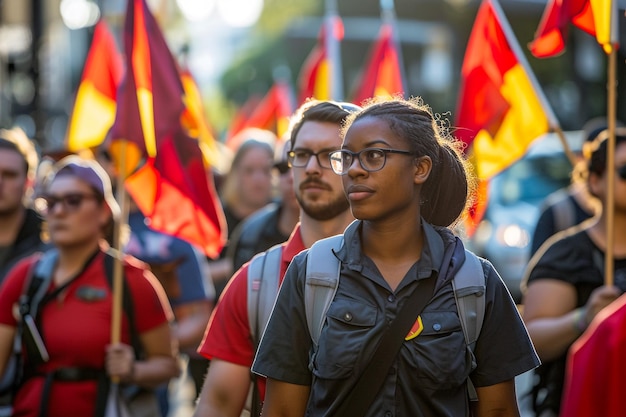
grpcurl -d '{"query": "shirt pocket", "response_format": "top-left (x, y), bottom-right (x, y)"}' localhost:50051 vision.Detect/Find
top-left (408, 310), bottom-right (471, 391)
top-left (311, 298), bottom-right (378, 380)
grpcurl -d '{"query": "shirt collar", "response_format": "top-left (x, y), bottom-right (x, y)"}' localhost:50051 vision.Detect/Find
top-left (337, 219), bottom-right (444, 279)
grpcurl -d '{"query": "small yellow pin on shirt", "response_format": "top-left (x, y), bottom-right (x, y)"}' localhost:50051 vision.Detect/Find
top-left (405, 315), bottom-right (423, 341)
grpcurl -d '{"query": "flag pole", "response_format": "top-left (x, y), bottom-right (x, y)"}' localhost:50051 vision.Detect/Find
top-left (325, 0), bottom-right (344, 101)
top-left (604, 46), bottom-right (617, 287)
top-left (380, 0), bottom-right (407, 96)
top-left (110, 139), bottom-right (129, 383)
top-left (490, 0), bottom-right (577, 166)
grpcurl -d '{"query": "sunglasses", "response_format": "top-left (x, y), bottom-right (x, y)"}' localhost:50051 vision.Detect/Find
top-left (37, 193), bottom-right (101, 215)
top-left (619, 164), bottom-right (626, 180)
top-left (274, 161), bottom-right (291, 175)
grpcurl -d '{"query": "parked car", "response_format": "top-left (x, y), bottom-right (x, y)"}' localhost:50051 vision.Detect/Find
top-left (464, 131), bottom-right (583, 303)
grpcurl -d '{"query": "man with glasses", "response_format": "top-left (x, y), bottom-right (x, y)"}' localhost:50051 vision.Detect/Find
top-left (193, 100), bottom-right (358, 417)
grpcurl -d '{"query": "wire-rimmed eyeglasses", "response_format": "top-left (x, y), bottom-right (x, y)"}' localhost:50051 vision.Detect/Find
top-left (328, 148), bottom-right (415, 175)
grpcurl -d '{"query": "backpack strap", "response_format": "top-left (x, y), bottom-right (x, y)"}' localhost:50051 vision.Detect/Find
top-left (247, 244), bottom-right (283, 346)
top-left (18, 250), bottom-right (59, 363)
top-left (451, 249), bottom-right (486, 402)
top-left (304, 235), bottom-right (344, 349)
top-left (24, 250), bottom-right (59, 319)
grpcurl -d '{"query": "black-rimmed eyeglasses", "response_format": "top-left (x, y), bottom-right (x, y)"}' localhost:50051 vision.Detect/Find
top-left (329, 148), bottom-right (415, 175)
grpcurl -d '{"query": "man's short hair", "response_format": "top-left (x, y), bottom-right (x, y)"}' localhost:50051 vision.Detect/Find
top-left (287, 100), bottom-right (361, 149)
top-left (0, 127), bottom-right (39, 180)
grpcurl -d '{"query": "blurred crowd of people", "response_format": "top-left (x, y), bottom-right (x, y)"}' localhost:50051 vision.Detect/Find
top-left (0, 97), bottom-right (624, 417)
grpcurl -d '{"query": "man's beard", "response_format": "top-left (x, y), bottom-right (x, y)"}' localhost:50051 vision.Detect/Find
top-left (297, 193), bottom-right (350, 221)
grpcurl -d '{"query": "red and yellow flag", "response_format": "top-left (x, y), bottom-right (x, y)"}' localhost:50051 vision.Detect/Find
top-left (180, 67), bottom-right (221, 167)
top-left (530, 0), bottom-right (618, 57)
top-left (125, 128), bottom-right (226, 259)
top-left (297, 17), bottom-right (343, 104)
top-left (226, 81), bottom-right (294, 149)
top-left (66, 20), bottom-right (123, 152)
top-left (456, 0), bottom-right (550, 235)
top-left (111, 0), bottom-right (226, 258)
top-left (352, 23), bottom-right (404, 105)
top-left (110, 0), bottom-right (185, 163)
top-left (456, 0), bottom-right (549, 181)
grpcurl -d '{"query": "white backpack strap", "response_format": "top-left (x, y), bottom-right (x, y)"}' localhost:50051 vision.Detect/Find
top-left (451, 248), bottom-right (486, 402)
top-left (247, 245), bottom-right (283, 345)
top-left (304, 235), bottom-right (344, 349)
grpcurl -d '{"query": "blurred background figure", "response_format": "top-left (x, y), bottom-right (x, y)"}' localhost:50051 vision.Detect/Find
top-left (529, 118), bottom-right (618, 256)
top-left (125, 198), bottom-right (215, 417)
top-left (0, 155), bottom-right (179, 417)
top-left (521, 129), bottom-right (626, 417)
top-left (95, 147), bottom-right (216, 416)
top-left (209, 129), bottom-right (276, 297)
top-left (227, 138), bottom-right (299, 272)
top-left (0, 128), bottom-right (43, 283)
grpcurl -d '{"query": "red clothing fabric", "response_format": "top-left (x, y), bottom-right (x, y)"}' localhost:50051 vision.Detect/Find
top-left (561, 293), bottom-right (626, 417)
top-left (0, 251), bottom-right (172, 417)
top-left (197, 225), bottom-right (305, 399)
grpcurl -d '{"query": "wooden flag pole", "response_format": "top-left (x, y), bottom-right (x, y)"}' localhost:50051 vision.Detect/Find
top-left (552, 125), bottom-right (580, 167)
top-left (604, 47), bottom-right (617, 287)
top-left (491, 0), bottom-right (575, 164)
top-left (110, 139), bottom-right (129, 383)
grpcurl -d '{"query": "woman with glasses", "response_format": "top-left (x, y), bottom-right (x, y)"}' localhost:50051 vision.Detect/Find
top-left (0, 155), bottom-right (179, 417)
top-left (252, 98), bottom-right (539, 417)
top-left (522, 130), bottom-right (626, 417)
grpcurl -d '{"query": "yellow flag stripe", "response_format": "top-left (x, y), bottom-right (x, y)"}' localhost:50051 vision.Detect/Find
top-left (590, 0), bottom-right (618, 53)
top-left (137, 87), bottom-right (157, 157)
top-left (67, 82), bottom-right (116, 151)
top-left (472, 63), bottom-right (549, 180)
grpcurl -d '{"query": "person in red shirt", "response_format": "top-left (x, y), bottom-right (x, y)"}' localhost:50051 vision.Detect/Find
top-left (0, 155), bottom-right (179, 417)
top-left (193, 100), bottom-right (359, 417)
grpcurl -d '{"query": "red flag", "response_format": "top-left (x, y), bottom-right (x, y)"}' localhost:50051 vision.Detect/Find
top-left (351, 23), bottom-right (404, 105)
top-left (530, 0), bottom-right (619, 57)
top-left (455, 0), bottom-right (550, 234)
top-left (110, 0), bottom-right (185, 162)
top-left (125, 128), bottom-right (226, 258)
top-left (224, 94), bottom-right (262, 149)
top-left (111, 0), bottom-right (226, 258)
top-left (561, 293), bottom-right (626, 417)
top-left (297, 17), bottom-right (343, 104)
top-left (66, 20), bottom-right (123, 152)
top-left (225, 81), bottom-right (294, 150)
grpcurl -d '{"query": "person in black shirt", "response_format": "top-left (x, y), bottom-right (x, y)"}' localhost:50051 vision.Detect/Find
top-left (522, 128), bottom-right (626, 417)
top-left (0, 127), bottom-right (43, 283)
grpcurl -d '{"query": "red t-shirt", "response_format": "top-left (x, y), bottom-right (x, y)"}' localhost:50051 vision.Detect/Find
top-left (197, 226), bottom-right (305, 399)
top-left (0, 251), bottom-right (173, 417)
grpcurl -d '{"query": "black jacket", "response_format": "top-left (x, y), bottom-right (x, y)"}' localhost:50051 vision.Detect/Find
top-left (0, 208), bottom-right (45, 283)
